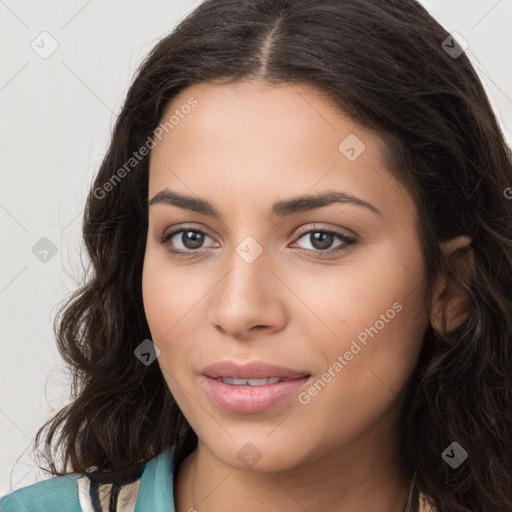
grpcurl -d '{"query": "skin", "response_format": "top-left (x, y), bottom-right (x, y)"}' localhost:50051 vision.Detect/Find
top-left (142, 79), bottom-right (471, 512)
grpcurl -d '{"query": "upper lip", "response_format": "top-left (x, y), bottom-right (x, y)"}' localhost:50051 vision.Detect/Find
top-left (201, 361), bottom-right (310, 380)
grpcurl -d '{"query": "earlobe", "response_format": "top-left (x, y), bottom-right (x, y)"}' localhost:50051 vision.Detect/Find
top-left (430, 235), bottom-right (474, 335)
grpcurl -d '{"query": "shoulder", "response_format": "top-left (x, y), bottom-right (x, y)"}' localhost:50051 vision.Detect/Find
top-left (0, 473), bottom-right (82, 511)
top-left (0, 450), bottom-right (175, 512)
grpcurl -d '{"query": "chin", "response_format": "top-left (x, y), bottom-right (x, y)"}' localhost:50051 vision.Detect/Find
top-left (206, 435), bottom-right (310, 473)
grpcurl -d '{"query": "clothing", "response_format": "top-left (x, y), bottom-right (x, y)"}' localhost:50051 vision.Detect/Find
top-left (0, 449), bottom-right (176, 512)
top-left (1, 449), bottom-right (436, 511)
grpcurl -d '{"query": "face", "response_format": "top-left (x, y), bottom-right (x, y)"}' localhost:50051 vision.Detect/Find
top-left (142, 79), bottom-right (431, 472)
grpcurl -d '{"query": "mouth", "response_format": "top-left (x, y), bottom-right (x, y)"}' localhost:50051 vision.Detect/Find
top-left (200, 360), bottom-right (312, 413)
top-left (201, 375), bottom-right (312, 414)
top-left (213, 376), bottom-right (308, 386)
top-left (201, 360), bottom-right (310, 381)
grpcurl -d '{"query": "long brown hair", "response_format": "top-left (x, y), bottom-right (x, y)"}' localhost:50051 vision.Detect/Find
top-left (31, 1), bottom-right (512, 510)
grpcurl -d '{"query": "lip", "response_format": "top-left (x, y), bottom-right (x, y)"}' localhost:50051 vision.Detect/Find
top-left (201, 360), bottom-right (310, 380)
top-left (200, 360), bottom-right (312, 414)
top-left (201, 375), bottom-right (312, 414)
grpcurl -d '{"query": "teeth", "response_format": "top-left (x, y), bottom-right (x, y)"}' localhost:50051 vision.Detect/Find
top-left (217, 377), bottom-right (282, 386)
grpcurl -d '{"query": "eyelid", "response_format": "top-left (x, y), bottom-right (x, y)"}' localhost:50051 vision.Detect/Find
top-left (290, 225), bottom-right (357, 254)
top-left (293, 223), bottom-right (356, 239)
top-left (158, 225), bottom-right (217, 246)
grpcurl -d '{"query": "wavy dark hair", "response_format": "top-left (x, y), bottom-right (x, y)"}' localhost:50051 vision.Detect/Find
top-left (28, 0), bottom-right (512, 510)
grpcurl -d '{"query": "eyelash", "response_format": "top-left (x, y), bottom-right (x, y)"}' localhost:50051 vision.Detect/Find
top-left (158, 225), bottom-right (357, 259)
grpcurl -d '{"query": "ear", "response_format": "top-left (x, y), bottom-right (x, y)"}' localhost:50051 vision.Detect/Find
top-left (430, 235), bottom-right (475, 335)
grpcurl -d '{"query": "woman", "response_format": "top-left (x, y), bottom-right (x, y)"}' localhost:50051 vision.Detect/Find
top-left (1, 0), bottom-right (511, 511)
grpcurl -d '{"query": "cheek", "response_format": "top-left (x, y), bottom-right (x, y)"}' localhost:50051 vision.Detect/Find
top-left (296, 253), bottom-right (429, 417)
top-left (142, 250), bottom-right (186, 364)
top-left (142, 245), bottom-right (199, 334)
top-left (142, 255), bottom-right (173, 338)
top-left (288, 241), bottom-right (429, 379)
top-left (284, 248), bottom-right (428, 345)
top-left (141, 251), bottom-right (200, 401)
top-left (141, 246), bottom-right (216, 381)
top-left (292, 276), bottom-right (428, 450)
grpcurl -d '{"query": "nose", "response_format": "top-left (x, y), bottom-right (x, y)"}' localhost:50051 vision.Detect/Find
top-left (209, 237), bottom-right (287, 340)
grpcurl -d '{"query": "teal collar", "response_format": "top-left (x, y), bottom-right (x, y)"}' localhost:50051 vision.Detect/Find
top-left (134, 449), bottom-right (176, 511)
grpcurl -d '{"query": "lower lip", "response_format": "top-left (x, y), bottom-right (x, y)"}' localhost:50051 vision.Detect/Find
top-left (202, 376), bottom-right (311, 414)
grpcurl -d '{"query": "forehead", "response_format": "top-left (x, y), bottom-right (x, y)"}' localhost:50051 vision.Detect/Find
top-left (153, 79), bottom-right (359, 152)
top-left (147, 80), bottom-right (415, 220)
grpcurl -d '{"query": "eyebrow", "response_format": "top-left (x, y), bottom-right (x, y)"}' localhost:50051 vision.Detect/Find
top-left (148, 188), bottom-right (382, 218)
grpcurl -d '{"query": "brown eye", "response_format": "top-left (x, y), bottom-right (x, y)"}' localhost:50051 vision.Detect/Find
top-left (175, 230), bottom-right (205, 249)
top-left (291, 227), bottom-right (357, 255)
top-left (307, 231), bottom-right (335, 250)
top-left (159, 228), bottom-right (217, 254)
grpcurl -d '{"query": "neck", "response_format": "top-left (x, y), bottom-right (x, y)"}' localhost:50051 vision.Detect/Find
top-left (173, 412), bottom-right (412, 512)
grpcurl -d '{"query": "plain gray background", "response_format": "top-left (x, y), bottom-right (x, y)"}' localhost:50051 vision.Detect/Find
top-left (1, 0), bottom-right (511, 496)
